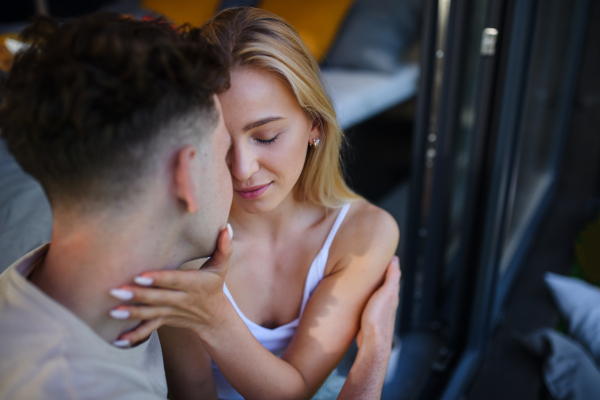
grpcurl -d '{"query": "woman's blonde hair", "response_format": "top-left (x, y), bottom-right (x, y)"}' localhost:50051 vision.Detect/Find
top-left (201, 7), bottom-right (360, 208)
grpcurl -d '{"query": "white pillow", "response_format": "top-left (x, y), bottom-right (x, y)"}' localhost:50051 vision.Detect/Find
top-left (545, 272), bottom-right (600, 365)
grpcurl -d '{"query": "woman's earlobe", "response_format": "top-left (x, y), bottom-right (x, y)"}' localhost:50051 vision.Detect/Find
top-left (310, 118), bottom-right (323, 146)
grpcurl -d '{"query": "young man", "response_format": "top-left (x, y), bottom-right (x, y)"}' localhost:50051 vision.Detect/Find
top-left (0, 13), bottom-right (232, 399)
top-left (0, 13), bottom-right (399, 399)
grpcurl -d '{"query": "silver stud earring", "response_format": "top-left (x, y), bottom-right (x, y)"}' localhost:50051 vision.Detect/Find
top-left (310, 138), bottom-right (320, 149)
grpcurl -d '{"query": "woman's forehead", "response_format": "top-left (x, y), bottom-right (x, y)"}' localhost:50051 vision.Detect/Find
top-left (219, 68), bottom-right (302, 128)
top-left (227, 68), bottom-right (291, 99)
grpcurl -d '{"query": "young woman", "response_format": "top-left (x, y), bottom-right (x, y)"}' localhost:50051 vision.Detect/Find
top-left (112, 7), bottom-right (399, 399)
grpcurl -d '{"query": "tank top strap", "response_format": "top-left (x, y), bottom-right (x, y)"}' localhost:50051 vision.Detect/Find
top-left (222, 283), bottom-right (249, 324)
top-left (223, 203), bottom-right (353, 335)
top-left (322, 203), bottom-right (352, 251)
top-left (299, 203), bottom-right (353, 315)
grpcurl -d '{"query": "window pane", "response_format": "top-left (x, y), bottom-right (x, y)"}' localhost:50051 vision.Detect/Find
top-left (500, 0), bottom-right (577, 276)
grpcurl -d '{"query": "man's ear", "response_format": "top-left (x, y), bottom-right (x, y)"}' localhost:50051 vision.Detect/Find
top-left (174, 145), bottom-right (200, 214)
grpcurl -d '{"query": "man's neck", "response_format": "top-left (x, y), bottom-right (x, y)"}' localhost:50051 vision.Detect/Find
top-left (29, 211), bottom-right (185, 344)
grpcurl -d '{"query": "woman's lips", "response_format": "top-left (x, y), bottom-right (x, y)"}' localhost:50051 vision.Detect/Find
top-left (235, 182), bottom-right (272, 200)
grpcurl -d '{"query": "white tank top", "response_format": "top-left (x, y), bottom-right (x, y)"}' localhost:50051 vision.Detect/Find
top-left (213, 203), bottom-right (352, 400)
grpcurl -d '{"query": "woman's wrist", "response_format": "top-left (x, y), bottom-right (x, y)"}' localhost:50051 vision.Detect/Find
top-left (358, 328), bottom-right (393, 361)
top-left (340, 333), bottom-right (391, 399)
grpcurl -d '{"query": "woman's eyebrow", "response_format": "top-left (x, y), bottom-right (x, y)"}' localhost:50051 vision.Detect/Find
top-left (243, 116), bottom-right (285, 131)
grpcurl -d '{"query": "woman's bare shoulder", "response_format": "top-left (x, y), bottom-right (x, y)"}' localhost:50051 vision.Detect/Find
top-left (327, 199), bottom-right (399, 274)
top-left (343, 200), bottom-right (399, 240)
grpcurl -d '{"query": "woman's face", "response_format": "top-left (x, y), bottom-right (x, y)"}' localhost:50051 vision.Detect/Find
top-left (218, 68), bottom-right (320, 214)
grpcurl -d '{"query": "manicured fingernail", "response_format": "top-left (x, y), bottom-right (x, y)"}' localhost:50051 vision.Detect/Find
top-left (109, 309), bottom-right (130, 320)
top-left (134, 276), bottom-right (153, 286)
top-left (109, 288), bottom-right (134, 301)
top-left (112, 339), bottom-right (131, 348)
top-left (392, 256), bottom-right (399, 264)
top-left (227, 223), bottom-right (233, 241)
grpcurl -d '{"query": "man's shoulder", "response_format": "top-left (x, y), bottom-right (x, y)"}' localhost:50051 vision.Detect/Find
top-left (0, 353), bottom-right (166, 400)
top-left (0, 259), bottom-right (63, 337)
top-left (0, 330), bottom-right (166, 400)
top-left (0, 285), bottom-right (70, 399)
top-left (0, 352), bottom-right (72, 400)
top-left (0, 258), bottom-right (167, 399)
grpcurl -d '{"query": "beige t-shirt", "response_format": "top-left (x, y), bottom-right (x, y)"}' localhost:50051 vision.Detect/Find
top-left (0, 244), bottom-right (168, 400)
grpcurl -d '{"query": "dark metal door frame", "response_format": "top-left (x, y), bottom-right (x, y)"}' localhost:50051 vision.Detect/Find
top-left (441, 0), bottom-right (592, 397)
top-left (400, 0), bottom-right (592, 397)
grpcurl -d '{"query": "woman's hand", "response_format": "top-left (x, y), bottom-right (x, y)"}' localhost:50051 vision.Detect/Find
top-left (356, 256), bottom-right (401, 351)
top-left (335, 256), bottom-right (400, 400)
top-left (109, 225), bottom-right (233, 345)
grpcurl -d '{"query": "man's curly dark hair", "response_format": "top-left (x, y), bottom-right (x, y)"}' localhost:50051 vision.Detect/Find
top-left (0, 13), bottom-right (229, 207)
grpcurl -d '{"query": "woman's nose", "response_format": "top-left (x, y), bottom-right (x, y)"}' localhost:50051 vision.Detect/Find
top-left (229, 142), bottom-right (259, 182)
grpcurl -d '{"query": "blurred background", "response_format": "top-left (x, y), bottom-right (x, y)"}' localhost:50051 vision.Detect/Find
top-left (1, 1), bottom-right (600, 399)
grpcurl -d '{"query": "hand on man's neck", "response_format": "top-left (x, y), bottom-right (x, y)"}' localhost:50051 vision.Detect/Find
top-left (29, 203), bottom-right (191, 344)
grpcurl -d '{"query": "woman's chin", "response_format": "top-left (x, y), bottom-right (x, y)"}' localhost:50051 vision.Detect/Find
top-left (233, 196), bottom-right (277, 215)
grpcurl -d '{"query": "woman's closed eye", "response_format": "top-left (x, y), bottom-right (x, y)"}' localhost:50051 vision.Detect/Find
top-left (255, 132), bottom-right (281, 145)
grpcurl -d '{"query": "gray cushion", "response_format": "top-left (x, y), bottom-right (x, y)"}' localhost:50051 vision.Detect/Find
top-left (325, 0), bottom-right (421, 73)
top-left (321, 62), bottom-right (419, 129)
top-left (0, 139), bottom-right (52, 273)
top-left (545, 272), bottom-right (600, 365)
top-left (520, 328), bottom-right (600, 400)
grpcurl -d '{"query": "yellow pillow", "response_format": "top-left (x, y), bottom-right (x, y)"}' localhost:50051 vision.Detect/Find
top-left (260, 0), bottom-right (355, 62)
top-left (0, 36), bottom-right (21, 73)
top-left (141, 0), bottom-right (222, 26)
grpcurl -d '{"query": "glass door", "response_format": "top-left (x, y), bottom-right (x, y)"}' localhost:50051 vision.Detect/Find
top-left (492, 0), bottom-right (591, 316)
top-left (392, 0), bottom-right (591, 398)
top-left (393, 0), bottom-right (502, 398)
top-left (440, 0), bottom-right (591, 398)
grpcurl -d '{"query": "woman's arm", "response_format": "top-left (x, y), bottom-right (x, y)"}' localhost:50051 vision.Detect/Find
top-left (157, 258), bottom-right (218, 399)
top-left (290, 204), bottom-right (400, 388)
top-left (158, 326), bottom-right (218, 400)
top-left (338, 257), bottom-right (401, 400)
top-left (113, 205), bottom-right (399, 400)
top-left (161, 255), bottom-right (400, 400)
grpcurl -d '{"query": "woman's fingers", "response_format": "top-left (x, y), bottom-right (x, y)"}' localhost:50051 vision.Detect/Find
top-left (108, 225), bottom-right (234, 346)
top-left (201, 224), bottom-right (233, 278)
top-left (110, 305), bottom-right (174, 321)
top-left (376, 256), bottom-right (401, 309)
top-left (110, 285), bottom-right (186, 306)
top-left (383, 256), bottom-right (401, 297)
top-left (131, 269), bottom-right (195, 291)
top-left (131, 225), bottom-right (232, 291)
top-left (115, 319), bottom-right (164, 347)
top-left (357, 256), bottom-right (401, 350)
